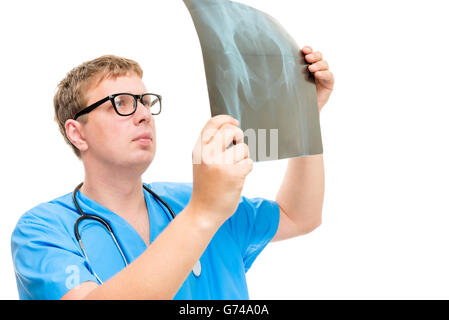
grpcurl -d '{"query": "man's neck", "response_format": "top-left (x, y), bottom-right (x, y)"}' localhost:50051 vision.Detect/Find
top-left (80, 161), bottom-right (148, 219)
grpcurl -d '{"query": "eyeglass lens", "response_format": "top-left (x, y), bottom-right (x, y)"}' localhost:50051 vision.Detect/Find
top-left (113, 94), bottom-right (161, 115)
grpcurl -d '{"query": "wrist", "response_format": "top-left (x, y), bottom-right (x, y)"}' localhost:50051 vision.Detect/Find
top-left (184, 200), bottom-right (226, 232)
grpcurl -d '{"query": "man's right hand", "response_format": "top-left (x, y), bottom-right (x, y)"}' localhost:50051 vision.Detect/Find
top-left (63, 114), bottom-right (252, 300)
top-left (190, 114), bottom-right (253, 226)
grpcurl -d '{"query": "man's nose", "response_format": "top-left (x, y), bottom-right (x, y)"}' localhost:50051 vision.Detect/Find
top-left (134, 100), bottom-right (153, 124)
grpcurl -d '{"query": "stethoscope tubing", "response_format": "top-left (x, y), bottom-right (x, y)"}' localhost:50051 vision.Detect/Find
top-left (71, 182), bottom-right (177, 284)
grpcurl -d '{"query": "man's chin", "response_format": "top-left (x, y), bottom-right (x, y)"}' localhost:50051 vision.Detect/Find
top-left (128, 150), bottom-right (155, 169)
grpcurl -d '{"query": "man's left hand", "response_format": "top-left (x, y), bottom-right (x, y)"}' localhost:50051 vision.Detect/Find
top-left (301, 46), bottom-right (335, 112)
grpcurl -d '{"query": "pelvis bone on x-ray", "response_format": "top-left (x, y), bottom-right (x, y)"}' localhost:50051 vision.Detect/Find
top-left (183, 0), bottom-right (323, 162)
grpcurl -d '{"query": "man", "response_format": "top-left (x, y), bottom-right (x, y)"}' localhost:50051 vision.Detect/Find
top-left (11, 46), bottom-right (334, 299)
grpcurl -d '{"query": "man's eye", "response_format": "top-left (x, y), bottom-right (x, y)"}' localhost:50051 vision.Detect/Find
top-left (141, 98), bottom-right (151, 107)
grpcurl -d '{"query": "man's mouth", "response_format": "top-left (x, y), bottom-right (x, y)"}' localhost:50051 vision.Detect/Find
top-left (133, 132), bottom-right (153, 146)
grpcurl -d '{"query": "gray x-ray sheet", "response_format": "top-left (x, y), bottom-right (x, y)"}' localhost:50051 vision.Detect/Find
top-left (184, 0), bottom-right (323, 162)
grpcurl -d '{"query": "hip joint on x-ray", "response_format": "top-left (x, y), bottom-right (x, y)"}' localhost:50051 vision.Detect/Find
top-left (184, 0), bottom-right (323, 162)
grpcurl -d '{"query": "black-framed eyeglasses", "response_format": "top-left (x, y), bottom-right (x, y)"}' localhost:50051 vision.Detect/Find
top-left (74, 93), bottom-right (162, 120)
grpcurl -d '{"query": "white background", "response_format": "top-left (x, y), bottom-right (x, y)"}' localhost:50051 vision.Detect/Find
top-left (0, 0), bottom-right (448, 300)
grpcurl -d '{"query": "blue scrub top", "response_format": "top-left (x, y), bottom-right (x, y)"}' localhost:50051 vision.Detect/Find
top-left (11, 182), bottom-right (280, 300)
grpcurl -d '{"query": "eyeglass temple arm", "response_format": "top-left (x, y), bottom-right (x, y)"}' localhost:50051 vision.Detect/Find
top-left (74, 96), bottom-right (111, 120)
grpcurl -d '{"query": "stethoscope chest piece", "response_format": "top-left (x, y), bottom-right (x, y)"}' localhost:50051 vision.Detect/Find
top-left (193, 260), bottom-right (201, 277)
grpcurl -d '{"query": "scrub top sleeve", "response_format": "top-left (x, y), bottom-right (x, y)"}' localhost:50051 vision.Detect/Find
top-left (226, 196), bottom-right (280, 272)
top-left (11, 220), bottom-right (97, 300)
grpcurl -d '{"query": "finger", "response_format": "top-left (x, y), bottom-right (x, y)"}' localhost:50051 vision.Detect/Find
top-left (224, 142), bottom-right (249, 164)
top-left (234, 157), bottom-right (254, 176)
top-left (201, 114), bottom-right (239, 144)
top-left (192, 137), bottom-right (202, 165)
top-left (212, 123), bottom-right (244, 152)
top-left (315, 70), bottom-right (335, 84)
top-left (305, 51), bottom-right (323, 64)
top-left (301, 46), bottom-right (313, 55)
top-left (202, 124), bottom-right (243, 164)
top-left (308, 60), bottom-right (329, 72)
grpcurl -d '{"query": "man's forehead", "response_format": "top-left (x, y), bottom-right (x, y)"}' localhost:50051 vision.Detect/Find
top-left (85, 73), bottom-right (147, 102)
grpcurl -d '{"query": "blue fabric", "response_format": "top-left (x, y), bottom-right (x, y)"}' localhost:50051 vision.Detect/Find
top-left (11, 182), bottom-right (280, 300)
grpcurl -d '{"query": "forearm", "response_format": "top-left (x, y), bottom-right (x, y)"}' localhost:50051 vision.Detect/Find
top-left (85, 203), bottom-right (221, 300)
top-left (276, 154), bottom-right (324, 234)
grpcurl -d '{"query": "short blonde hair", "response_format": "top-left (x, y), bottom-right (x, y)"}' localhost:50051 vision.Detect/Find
top-left (53, 55), bottom-right (143, 158)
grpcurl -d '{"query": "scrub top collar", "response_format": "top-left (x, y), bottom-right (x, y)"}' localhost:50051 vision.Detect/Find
top-left (74, 186), bottom-right (154, 257)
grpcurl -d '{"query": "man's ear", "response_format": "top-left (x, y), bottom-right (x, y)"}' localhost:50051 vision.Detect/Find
top-left (65, 119), bottom-right (88, 153)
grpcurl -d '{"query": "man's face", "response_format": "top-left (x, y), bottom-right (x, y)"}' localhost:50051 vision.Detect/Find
top-left (81, 73), bottom-right (156, 170)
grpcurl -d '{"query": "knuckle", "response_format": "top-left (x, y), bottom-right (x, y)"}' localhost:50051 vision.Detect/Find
top-left (236, 127), bottom-right (244, 138)
top-left (239, 143), bottom-right (248, 155)
top-left (220, 123), bottom-right (234, 132)
top-left (212, 114), bottom-right (234, 125)
top-left (205, 117), bottom-right (222, 131)
top-left (200, 128), bottom-right (212, 142)
top-left (211, 114), bottom-right (226, 121)
top-left (209, 116), bottom-right (222, 126)
top-left (247, 159), bottom-right (254, 171)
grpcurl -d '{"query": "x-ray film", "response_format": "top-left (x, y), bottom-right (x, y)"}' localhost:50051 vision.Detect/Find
top-left (184, 0), bottom-right (323, 162)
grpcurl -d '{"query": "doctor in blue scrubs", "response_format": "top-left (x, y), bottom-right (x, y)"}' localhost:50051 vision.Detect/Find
top-left (11, 46), bottom-right (333, 300)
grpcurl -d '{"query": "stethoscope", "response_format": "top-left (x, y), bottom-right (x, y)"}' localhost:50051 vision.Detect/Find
top-left (72, 182), bottom-right (202, 283)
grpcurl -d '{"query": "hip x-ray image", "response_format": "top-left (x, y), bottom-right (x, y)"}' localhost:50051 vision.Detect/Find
top-left (184, 0), bottom-right (323, 162)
